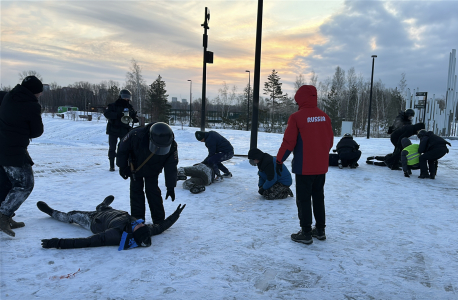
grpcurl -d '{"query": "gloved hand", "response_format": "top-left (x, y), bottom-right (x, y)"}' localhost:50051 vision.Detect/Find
top-left (404, 172), bottom-right (410, 178)
top-left (166, 188), bottom-right (175, 201)
top-left (119, 167), bottom-right (132, 180)
top-left (172, 204), bottom-right (186, 218)
top-left (276, 161), bottom-right (283, 176)
top-left (258, 187), bottom-right (265, 195)
top-left (41, 238), bottom-right (60, 249)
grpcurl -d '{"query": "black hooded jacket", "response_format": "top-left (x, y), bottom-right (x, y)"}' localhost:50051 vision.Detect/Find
top-left (55, 207), bottom-right (181, 249)
top-left (116, 123), bottom-right (178, 187)
top-left (104, 98), bottom-right (139, 138)
top-left (388, 111), bottom-right (412, 134)
top-left (418, 131), bottom-right (451, 154)
top-left (336, 136), bottom-right (359, 154)
top-left (0, 85), bottom-right (43, 167)
top-left (390, 123), bottom-right (425, 148)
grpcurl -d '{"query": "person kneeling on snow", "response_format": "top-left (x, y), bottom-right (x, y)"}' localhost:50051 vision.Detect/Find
top-left (37, 195), bottom-right (185, 250)
top-left (331, 133), bottom-right (361, 169)
top-left (416, 130), bottom-right (451, 179)
top-left (400, 138), bottom-right (420, 178)
top-left (248, 148), bottom-right (294, 200)
top-left (177, 163), bottom-right (214, 194)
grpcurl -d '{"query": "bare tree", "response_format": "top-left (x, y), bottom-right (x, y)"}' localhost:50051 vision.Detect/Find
top-left (294, 74), bottom-right (306, 93)
top-left (126, 59), bottom-right (146, 116)
top-left (18, 70), bottom-right (43, 82)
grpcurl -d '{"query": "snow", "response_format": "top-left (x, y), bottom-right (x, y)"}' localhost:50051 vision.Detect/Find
top-left (1, 115), bottom-right (458, 300)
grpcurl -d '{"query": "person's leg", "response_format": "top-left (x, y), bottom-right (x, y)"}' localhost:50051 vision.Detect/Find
top-left (295, 175), bottom-right (313, 232)
top-left (52, 210), bottom-right (96, 230)
top-left (144, 176), bottom-right (165, 224)
top-left (216, 151), bottom-right (234, 175)
top-left (130, 177), bottom-right (146, 220)
top-left (424, 148), bottom-right (447, 178)
top-left (108, 135), bottom-right (118, 170)
top-left (0, 167), bottom-right (12, 207)
top-left (206, 153), bottom-right (226, 177)
top-left (0, 164), bottom-right (34, 217)
top-left (311, 174), bottom-right (326, 229)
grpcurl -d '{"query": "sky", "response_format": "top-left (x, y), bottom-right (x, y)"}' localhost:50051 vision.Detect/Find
top-left (1, 115), bottom-right (457, 299)
top-left (1, 0), bottom-right (458, 101)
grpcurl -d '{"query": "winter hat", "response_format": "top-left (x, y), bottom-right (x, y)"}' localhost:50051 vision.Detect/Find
top-left (413, 123), bottom-right (425, 132)
top-left (21, 76), bottom-right (43, 94)
top-left (247, 148), bottom-right (264, 160)
top-left (195, 131), bottom-right (205, 141)
top-left (118, 219), bottom-right (151, 251)
top-left (401, 137), bottom-right (412, 148)
top-left (417, 129), bottom-right (428, 139)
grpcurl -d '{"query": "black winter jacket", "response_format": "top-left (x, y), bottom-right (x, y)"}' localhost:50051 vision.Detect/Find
top-left (0, 85), bottom-right (43, 167)
top-left (116, 123), bottom-right (178, 187)
top-left (418, 131), bottom-right (451, 154)
top-left (388, 111), bottom-right (412, 134)
top-left (202, 131), bottom-right (234, 162)
top-left (56, 207), bottom-right (181, 249)
top-left (390, 123), bottom-right (425, 148)
top-left (336, 136), bottom-right (359, 154)
top-left (104, 98), bottom-right (138, 138)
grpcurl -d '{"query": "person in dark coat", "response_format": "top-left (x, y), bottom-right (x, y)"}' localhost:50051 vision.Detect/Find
top-left (195, 130), bottom-right (234, 181)
top-left (416, 130), bottom-right (451, 179)
top-left (247, 148), bottom-right (293, 200)
top-left (36, 196), bottom-right (185, 250)
top-left (386, 122), bottom-right (425, 170)
top-left (276, 85), bottom-right (334, 245)
top-left (334, 133), bottom-right (361, 169)
top-left (0, 76), bottom-right (44, 237)
top-left (103, 89), bottom-right (139, 171)
top-left (116, 122), bottom-right (178, 224)
top-left (0, 91), bottom-right (8, 106)
top-left (387, 108), bottom-right (415, 134)
top-left (400, 138), bottom-right (420, 177)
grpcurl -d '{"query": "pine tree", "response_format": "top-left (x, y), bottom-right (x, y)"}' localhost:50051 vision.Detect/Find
top-left (147, 75), bottom-right (171, 123)
top-left (263, 69), bottom-right (285, 128)
top-left (323, 86), bottom-right (340, 136)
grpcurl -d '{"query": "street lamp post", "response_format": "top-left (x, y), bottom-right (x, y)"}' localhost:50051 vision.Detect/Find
top-left (187, 80), bottom-right (192, 127)
top-left (367, 55), bottom-right (377, 139)
top-left (245, 70), bottom-right (250, 131)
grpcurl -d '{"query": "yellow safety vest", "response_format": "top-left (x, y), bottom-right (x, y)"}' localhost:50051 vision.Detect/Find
top-left (404, 144), bottom-right (420, 165)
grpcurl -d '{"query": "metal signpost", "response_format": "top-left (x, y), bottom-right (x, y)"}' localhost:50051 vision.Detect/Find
top-left (415, 92), bottom-right (428, 123)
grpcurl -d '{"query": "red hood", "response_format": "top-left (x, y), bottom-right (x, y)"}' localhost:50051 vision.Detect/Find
top-left (294, 85), bottom-right (317, 109)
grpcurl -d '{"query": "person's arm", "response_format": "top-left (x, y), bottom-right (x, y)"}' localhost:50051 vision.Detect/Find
top-left (401, 150), bottom-right (409, 173)
top-left (164, 142), bottom-right (179, 189)
top-left (29, 103), bottom-right (44, 139)
top-left (147, 204), bottom-right (185, 236)
top-left (116, 132), bottom-right (132, 170)
top-left (104, 104), bottom-right (119, 120)
top-left (418, 137), bottom-right (429, 153)
top-left (261, 162), bottom-right (277, 190)
top-left (276, 115), bottom-right (298, 163)
top-left (41, 228), bottom-right (122, 249)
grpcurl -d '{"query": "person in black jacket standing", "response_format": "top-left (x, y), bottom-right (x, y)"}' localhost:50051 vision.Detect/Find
top-left (335, 133), bottom-right (361, 169)
top-left (417, 130), bottom-right (451, 179)
top-left (195, 130), bottom-right (234, 182)
top-left (104, 89), bottom-right (139, 171)
top-left (117, 122), bottom-right (178, 224)
top-left (36, 196), bottom-right (185, 250)
top-left (0, 76), bottom-right (44, 237)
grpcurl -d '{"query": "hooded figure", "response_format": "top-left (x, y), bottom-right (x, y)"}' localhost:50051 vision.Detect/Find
top-left (248, 148), bottom-right (293, 200)
top-left (400, 138), bottom-right (420, 177)
top-left (276, 85), bottom-right (334, 245)
top-left (416, 130), bottom-right (451, 179)
top-left (334, 134), bottom-right (361, 168)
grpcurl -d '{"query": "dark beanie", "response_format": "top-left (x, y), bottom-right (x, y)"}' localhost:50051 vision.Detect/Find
top-left (247, 148), bottom-right (264, 160)
top-left (195, 131), bottom-right (205, 141)
top-left (414, 123), bottom-right (425, 131)
top-left (133, 226), bottom-right (151, 247)
top-left (21, 76), bottom-right (43, 94)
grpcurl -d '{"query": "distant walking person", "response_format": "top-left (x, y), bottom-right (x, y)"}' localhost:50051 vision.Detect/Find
top-left (276, 85), bottom-right (333, 245)
top-left (195, 130), bottom-right (234, 182)
top-left (104, 89), bottom-right (139, 171)
top-left (0, 76), bottom-right (44, 237)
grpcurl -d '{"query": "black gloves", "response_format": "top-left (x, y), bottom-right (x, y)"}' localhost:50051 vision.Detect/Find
top-left (41, 238), bottom-right (60, 249)
top-left (119, 167), bottom-right (131, 180)
top-left (276, 161), bottom-right (283, 176)
top-left (172, 204), bottom-right (186, 218)
top-left (166, 188), bottom-right (175, 201)
top-left (404, 172), bottom-right (410, 178)
top-left (258, 187), bottom-right (265, 195)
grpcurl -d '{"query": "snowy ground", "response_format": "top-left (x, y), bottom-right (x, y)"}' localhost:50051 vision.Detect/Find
top-left (1, 115), bottom-right (458, 300)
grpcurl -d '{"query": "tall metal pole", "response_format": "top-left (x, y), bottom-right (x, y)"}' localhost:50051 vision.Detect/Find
top-left (367, 55), bottom-right (377, 139)
top-left (201, 7), bottom-right (210, 131)
top-left (188, 80), bottom-right (192, 127)
top-left (246, 70), bottom-right (250, 131)
top-left (250, 0), bottom-right (263, 149)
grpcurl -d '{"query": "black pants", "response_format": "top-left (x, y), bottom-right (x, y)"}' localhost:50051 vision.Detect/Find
top-left (339, 150), bottom-right (361, 166)
top-left (419, 147), bottom-right (448, 175)
top-left (0, 164), bottom-right (34, 217)
top-left (108, 134), bottom-right (119, 161)
top-left (206, 151), bottom-right (234, 177)
top-left (130, 176), bottom-right (165, 224)
top-left (295, 174), bottom-right (326, 232)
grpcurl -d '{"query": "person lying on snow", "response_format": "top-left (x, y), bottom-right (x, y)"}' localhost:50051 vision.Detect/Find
top-left (37, 195), bottom-right (185, 250)
top-left (177, 163), bottom-right (214, 194)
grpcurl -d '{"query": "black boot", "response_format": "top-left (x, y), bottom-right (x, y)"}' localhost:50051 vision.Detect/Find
top-left (9, 213), bottom-right (25, 229)
top-left (0, 213), bottom-right (15, 237)
top-left (96, 195), bottom-right (115, 210)
top-left (418, 173), bottom-right (430, 179)
top-left (291, 228), bottom-right (313, 244)
top-left (37, 201), bottom-right (54, 216)
top-left (190, 185), bottom-right (206, 194)
top-left (109, 158), bottom-right (115, 172)
top-left (311, 226), bottom-right (326, 240)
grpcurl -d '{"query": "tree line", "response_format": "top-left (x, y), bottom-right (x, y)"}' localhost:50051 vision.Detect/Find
top-left (2, 61), bottom-right (426, 137)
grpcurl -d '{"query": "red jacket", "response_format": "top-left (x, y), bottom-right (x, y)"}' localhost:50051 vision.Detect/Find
top-left (276, 85), bottom-right (333, 175)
